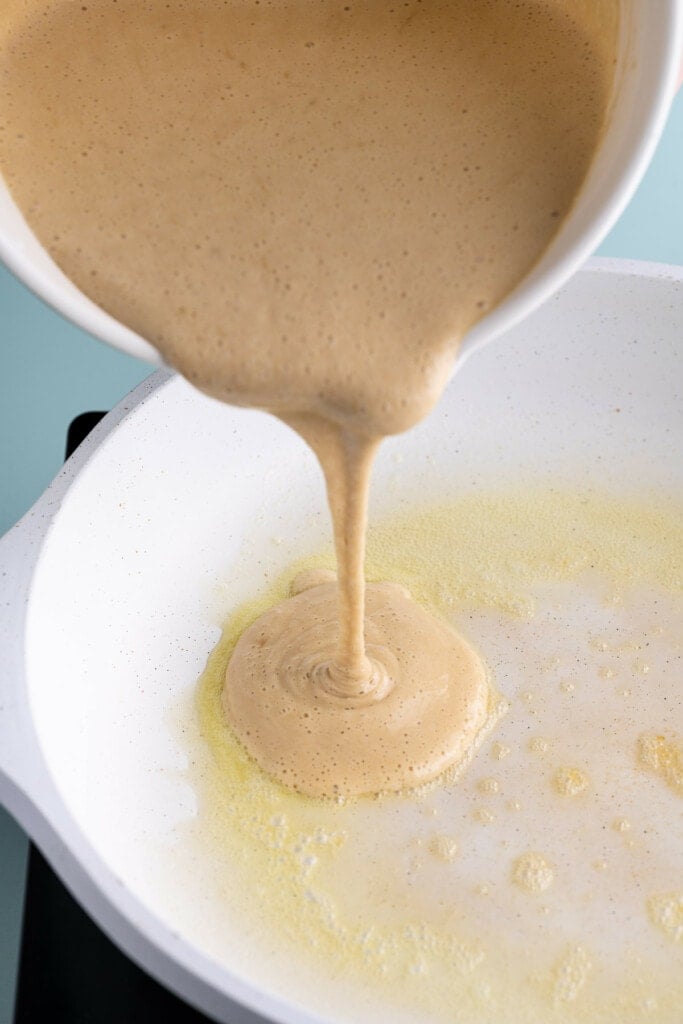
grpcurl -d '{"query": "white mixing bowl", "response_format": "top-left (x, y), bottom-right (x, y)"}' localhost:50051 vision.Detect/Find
top-left (0, 3), bottom-right (681, 366)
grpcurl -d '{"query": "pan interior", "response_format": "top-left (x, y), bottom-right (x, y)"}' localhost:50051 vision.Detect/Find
top-left (24, 267), bottom-right (683, 1021)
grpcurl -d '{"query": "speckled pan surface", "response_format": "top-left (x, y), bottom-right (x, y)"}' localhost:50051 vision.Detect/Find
top-left (0, 259), bottom-right (681, 1023)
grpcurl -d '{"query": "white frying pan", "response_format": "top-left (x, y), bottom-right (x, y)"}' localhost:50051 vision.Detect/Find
top-left (0, 258), bottom-right (681, 1023)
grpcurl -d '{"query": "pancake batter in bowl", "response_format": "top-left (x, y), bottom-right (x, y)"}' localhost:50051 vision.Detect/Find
top-left (0, 0), bottom-right (619, 794)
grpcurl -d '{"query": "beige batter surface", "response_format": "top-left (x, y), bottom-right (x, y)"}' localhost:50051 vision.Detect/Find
top-left (0, 0), bottom-right (618, 792)
top-left (224, 572), bottom-right (492, 796)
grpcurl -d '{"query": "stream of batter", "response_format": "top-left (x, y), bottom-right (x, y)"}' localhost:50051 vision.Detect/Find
top-left (0, 0), bottom-right (619, 795)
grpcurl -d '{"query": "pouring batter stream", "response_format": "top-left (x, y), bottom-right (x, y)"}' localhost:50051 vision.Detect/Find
top-left (0, 0), bottom-right (619, 795)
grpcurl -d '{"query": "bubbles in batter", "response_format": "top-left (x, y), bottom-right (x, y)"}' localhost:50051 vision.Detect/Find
top-left (512, 851), bottom-right (555, 893)
top-left (637, 733), bottom-right (683, 796)
top-left (553, 765), bottom-right (589, 797)
top-left (551, 946), bottom-right (592, 1005)
top-left (428, 835), bottom-right (459, 863)
top-left (648, 894), bottom-right (683, 944)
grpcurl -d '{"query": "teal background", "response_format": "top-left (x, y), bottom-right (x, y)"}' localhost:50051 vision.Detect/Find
top-left (1, 90), bottom-right (682, 1022)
